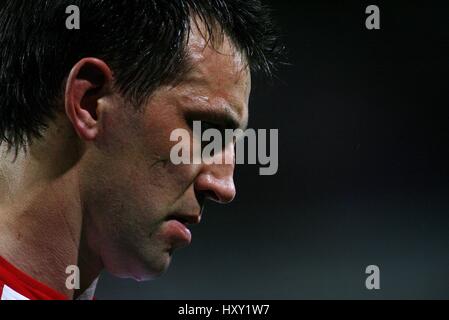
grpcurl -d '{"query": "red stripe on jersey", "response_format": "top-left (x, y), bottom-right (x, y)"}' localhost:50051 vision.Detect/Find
top-left (0, 256), bottom-right (67, 300)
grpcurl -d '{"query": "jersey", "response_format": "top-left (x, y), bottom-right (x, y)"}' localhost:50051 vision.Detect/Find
top-left (0, 256), bottom-right (67, 300)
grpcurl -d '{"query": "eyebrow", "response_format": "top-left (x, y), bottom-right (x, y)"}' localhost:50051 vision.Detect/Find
top-left (179, 68), bottom-right (249, 130)
top-left (195, 103), bottom-right (247, 131)
top-left (220, 103), bottom-right (248, 131)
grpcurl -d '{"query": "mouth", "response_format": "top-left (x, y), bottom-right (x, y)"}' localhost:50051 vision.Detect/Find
top-left (167, 213), bottom-right (201, 226)
top-left (163, 213), bottom-right (201, 249)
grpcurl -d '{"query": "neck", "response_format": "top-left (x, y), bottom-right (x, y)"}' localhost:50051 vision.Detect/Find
top-left (0, 132), bottom-right (103, 299)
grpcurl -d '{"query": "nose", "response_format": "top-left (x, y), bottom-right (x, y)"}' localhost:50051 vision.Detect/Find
top-left (194, 144), bottom-right (236, 204)
top-left (194, 173), bottom-right (236, 204)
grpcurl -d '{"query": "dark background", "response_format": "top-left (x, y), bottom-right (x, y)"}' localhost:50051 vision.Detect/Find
top-left (96, 1), bottom-right (449, 299)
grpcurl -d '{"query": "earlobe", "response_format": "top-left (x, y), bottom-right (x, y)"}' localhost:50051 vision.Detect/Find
top-left (65, 58), bottom-right (113, 141)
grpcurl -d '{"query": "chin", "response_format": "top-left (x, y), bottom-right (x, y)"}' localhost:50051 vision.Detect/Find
top-left (108, 263), bottom-right (169, 282)
top-left (103, 249), bottom-right (171, 282)
top-left (128, 254), bottom-right (172, 282)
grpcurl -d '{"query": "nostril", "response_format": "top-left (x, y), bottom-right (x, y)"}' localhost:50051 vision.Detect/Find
top-left (194, 173), bottom-right (236, 204)
top-left (203, 190), bottom-right (219, 203)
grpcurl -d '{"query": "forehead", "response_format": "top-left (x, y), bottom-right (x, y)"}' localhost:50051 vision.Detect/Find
top-left (177, 21), bottom-right (251, 126)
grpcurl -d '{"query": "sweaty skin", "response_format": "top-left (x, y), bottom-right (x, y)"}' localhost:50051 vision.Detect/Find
top-left (0, 22), bottom-right (251, 299)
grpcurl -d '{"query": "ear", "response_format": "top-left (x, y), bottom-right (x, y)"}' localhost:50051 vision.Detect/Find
top-left (65, 58), bottom-right (113, 141)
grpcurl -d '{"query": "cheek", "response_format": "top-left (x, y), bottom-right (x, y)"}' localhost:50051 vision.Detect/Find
top-left (109, 105), bottom-right (200, 208)
top-left (139, 130), bottom-right (199, 197)
top-left (113, 151), bottom-right (196, 214)
top-left (163, 162), bottom-right (201, 193)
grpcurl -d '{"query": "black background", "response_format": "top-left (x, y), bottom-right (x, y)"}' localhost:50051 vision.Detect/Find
top-left (96, 1), bottom-right (449, 299)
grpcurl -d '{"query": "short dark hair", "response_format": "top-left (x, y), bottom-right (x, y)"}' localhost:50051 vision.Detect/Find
top-left (0, 0), bottom-right (282, 151)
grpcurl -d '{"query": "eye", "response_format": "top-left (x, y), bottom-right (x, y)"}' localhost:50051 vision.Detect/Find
top-left (200, 121), bottom-right (220, 133)
top-left (187, 118), bottom-right (222, 133)
top-left (189, 120), bottom-right (229, 156)
top-left (185, 114), bottom-right (236, 156)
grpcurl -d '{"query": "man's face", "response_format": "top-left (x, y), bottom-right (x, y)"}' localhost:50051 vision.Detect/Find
top-left (79, 28), bottom-right (251, 280)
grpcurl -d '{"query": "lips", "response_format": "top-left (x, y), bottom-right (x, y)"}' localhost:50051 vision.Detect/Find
top-left (163, 213), bottom-right (201, 249)
top-left (164, 219), bottom-right (192, 248)
top-left (168, 213), bottom-right (201, 225)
